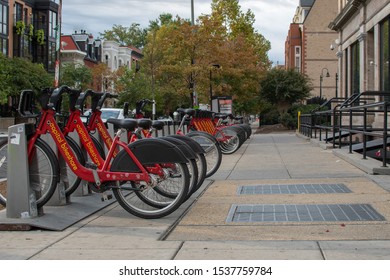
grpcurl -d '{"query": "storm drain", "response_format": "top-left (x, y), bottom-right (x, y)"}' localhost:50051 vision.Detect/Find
top-left (226, 204), bottom-right (385, 222)
top-left (237, 183), bottom-right (351, 195)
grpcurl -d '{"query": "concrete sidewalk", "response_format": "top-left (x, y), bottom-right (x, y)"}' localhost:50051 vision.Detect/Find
top-left (1, 130), bottom-right (390, 260)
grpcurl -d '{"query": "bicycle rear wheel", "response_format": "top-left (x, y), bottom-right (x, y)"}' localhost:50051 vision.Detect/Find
top-left (215, 127), bottom-right (242, 155)
top-left (0, 138), bottom-right (59, 208)
top-left (186, 131), bottom-right (222, 178)
top-left (112, 162), bottom-right (190, 219)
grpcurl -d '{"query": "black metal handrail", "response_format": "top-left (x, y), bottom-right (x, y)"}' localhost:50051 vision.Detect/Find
top-left (338, 100), bottom-right (390, 167)
top-left (299, 91), bottom-right (390, 144)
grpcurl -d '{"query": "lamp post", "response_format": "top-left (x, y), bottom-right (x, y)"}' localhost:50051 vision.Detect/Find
top-left (209, 64), bottom-right (220, 111)
top-left (190, 0), bottom-right (196, 107)
top-left (335, 73), bottom-right (338, 98)
top-left (319, 67), bottom-right (330, 99)
top-left (191, 0), bottom-right (195, 25)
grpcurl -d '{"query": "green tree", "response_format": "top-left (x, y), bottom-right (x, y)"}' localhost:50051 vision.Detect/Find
top-left (116, 67), bottom-right (151, 111)
top-left (60, 63), bottom-right (93, 90)
top-left (113, 4), bottom-right (271, 116)
top-left (100, 23), bottom-right (147, 48)
top-left (259, 68), bottom-right (313, 108)
top-left (0, 54), bottom-right (52, 105)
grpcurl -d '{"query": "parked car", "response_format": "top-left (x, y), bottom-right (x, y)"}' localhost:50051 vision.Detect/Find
top-left (81, 108), bottom-right (125, 124)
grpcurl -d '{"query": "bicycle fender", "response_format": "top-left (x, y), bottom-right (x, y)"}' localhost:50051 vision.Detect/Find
top-left (110, 138), bottom-right (188, 172)
top-left (166, 135), bottom-right (205, 154)
top-left (161, 136), bottom-right (197, 160)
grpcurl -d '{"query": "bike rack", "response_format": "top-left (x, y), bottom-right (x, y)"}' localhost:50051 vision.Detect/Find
top-left (6, 123), bottom-right (40, 218)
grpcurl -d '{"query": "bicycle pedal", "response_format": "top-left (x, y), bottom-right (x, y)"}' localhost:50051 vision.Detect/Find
top-left (101, 192), bottom-right (113, 202)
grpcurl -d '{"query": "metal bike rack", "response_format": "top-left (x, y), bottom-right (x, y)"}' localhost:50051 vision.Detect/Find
top-left (6, 123), bottom-right (39, 218)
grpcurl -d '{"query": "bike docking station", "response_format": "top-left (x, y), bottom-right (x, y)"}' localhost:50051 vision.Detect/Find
top-left (0, 123), bottom-right (117, 231)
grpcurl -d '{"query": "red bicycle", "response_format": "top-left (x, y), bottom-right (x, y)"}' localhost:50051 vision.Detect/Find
top-left (0, 86), bottom-right (191, 219)
top-left (77, 90), bottom-right (204, 206)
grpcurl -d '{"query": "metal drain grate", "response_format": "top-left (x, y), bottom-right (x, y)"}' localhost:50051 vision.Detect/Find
top-left (237, 183), bottom-right (351, 195)
top-left (226, 204), bottom-right (385, 222)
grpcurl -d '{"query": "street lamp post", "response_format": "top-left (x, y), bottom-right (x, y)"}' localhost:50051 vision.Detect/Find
top-left (191, 0), bottom-right (195, 25)
top-left (209, 64), bottom-right (220, 111)
top-left (190, 0), bottom-right (196, 107)
top-left (319, 67), bottom-right (330, 99)
top-left (335, 73), bottom-right (339, 98)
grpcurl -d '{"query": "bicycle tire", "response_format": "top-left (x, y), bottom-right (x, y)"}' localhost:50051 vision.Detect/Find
top-left (112, 162), bottom-right (190, 219)
top-left (0, 138), bottom-right (59, 208)
top-left (150, 158), bottom-right (198, 200)
top-left (216, 127), bottom-right (242, 155)
top-left (166, 134), bottom-right (207, 192)
top-left (186, 131), bottom-right (222, 178)
top-left (0, 138), bottom-right (9, 206)
top-left (158, 136), bottom-right (198, 198)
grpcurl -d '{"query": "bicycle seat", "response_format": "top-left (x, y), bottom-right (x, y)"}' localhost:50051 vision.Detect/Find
top-left (107, 118), bottom-right (138, 131)
top-left (137, 118), bottom-right (153, 130)
top-left (152, 120), bottom-right (164, 130)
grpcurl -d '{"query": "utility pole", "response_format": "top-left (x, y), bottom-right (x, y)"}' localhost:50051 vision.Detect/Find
top-left (190, 0), bottom-right (197, 107)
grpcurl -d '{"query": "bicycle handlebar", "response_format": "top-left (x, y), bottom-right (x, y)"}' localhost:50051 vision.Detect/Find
top-left (48, 85), bottom-right (81, 111)
top-left (97, 92), bottom-right (119, 109)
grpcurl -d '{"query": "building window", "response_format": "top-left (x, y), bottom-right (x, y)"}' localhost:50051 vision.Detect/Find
top-left (0, 2), bottom-right (8, 55)
top-left (344, 48), bottom-right (349, 98)
top-left (48, 41), bottom-right (56, 72)
top-left (380, 17), bottom-right (389, 93)
top-left (49, 10), bottom-right (57, 39)
top-left (351, 42), bottom-right (360, 94)
top-left (14, 2), bottom-right (23, 22)
top-left (294, 46), bottom-right (301, 72)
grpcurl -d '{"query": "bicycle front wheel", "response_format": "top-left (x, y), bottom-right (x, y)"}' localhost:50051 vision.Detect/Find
top-left (0, 138), bottom-right (59, 208)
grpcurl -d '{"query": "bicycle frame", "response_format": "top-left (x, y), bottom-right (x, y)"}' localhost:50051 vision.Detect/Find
top-left (176, 110), bottom-right (232, 143)
top-left (28, 108), bottom-right (151, 186)
top-left (73, 94), bottom-right (167, 178)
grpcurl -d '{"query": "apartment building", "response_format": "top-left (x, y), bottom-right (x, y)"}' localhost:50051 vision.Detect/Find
top-left (285, 0), bottom-right (313, 72)
top-left (61, 31), bottom-right (102, 67)
top-left (0, 0), bottom-right (61, 72)
top-left (102, 40), bottom-right (142, 72)
top-left (329, 0), bottom-right (390, 98)
top-left (286, 0), bottom-right (339, 100)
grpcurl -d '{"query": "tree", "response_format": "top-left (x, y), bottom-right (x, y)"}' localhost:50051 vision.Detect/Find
top-left (100, 23), bottom-right (147, 48)
top-left (259, 68), bottom-right (313, 108)
top-left (109, 3), bottom-right (271, 116)
top-left (0, 54), bottom-right (52, 106)
top-left (60, 63), bottom-right (92, 90)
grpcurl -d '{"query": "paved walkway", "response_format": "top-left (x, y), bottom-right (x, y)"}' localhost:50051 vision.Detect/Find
top-left (1, 129), bottom-right (390, 260)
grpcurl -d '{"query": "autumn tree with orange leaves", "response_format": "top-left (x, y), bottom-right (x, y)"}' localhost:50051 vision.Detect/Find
top-left (135, 0), bottom-right (271, 116)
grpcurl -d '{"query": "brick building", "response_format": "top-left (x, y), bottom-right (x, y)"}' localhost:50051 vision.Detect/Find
top-left (286, 0), bottom-right (339, 101)
top-left (0, 0), bottom-right (61, 72)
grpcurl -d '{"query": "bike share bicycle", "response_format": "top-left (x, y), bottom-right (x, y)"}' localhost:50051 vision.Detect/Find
top-left (0, 86), bottom-right (192, 219)
top-left (77, 90), bottom-right (206, 208)
top-left (131, 99), bottom-right (222, 178)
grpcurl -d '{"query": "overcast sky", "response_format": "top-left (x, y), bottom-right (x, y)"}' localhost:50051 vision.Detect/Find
top-left (61, 0), bottom-right (297, 65)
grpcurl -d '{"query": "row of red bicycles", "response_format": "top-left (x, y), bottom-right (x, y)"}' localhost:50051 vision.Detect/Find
top-left (0, 86), bottom-right (250, 219)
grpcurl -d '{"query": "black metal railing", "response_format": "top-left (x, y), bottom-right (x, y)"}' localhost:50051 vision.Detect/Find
top-left (299, 91), bottom-right (390, 166)
top-left (338, 100), bottom-right (390, 167)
